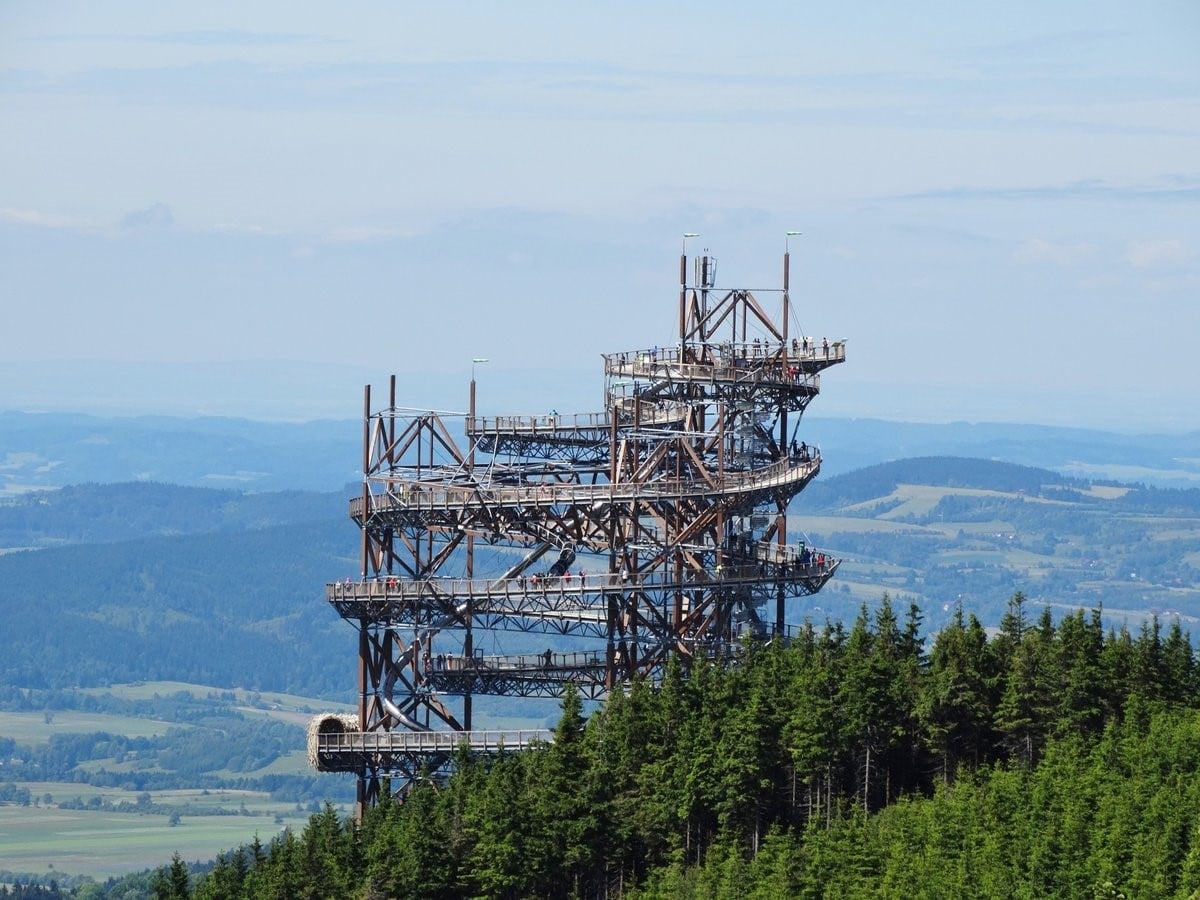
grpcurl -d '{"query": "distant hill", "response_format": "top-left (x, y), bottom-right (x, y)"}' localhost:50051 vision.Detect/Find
top-left (0, 481), bottom-right (344, 548)
top-left (790, 456), bottom-right (1200, 631)
top-left (0, 481), bottom-right (545, 701)
top-left (799, 456), bottom-right (1089, 508)
top-left (0, 410), bottom-right (361, 494)
top-left (0, 481), bottom-right (359, 697)
top-left (803, 416), bottom-right (1200, 487)
top-left (801, 455), bottom-right (1200, 517)
top-left (1, 458), bottom-right (1198, 700)
top-left (0, 518), bottom-right (358, 696)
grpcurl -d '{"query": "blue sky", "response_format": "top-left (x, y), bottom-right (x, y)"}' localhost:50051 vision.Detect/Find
top-left (1, 2), bottom-right (1197, 429)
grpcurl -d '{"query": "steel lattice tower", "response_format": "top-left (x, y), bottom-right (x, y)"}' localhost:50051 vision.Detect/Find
top-left (310, 250), bottom-right (847, 816)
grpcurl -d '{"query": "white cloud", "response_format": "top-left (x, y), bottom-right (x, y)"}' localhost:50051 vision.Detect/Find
top-left (1012, 238), bottom-right (1094, 266)
top-left (0, 206), bottom-right (96, 230)
top-left (1124, 239), bottom-right (1191, 269)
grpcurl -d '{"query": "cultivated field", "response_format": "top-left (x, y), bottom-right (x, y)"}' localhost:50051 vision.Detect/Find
top-left (0, 710), bottom-right (180, 744)
top-left (0, 681), bottom-right (356, 881)
top-left (0, 796), bottom-right (313, 880)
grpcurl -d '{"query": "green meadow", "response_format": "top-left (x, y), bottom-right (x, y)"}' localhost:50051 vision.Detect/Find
top-left (0, 796), bottom-right (313, 880)
top-left (0, 682), bottom-right (355, 881)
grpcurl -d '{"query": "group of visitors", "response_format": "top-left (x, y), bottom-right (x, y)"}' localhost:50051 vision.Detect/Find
top-left (522, 570), bottom-right (588, 589)
top-left (797, 546), bottom-right (827, 568)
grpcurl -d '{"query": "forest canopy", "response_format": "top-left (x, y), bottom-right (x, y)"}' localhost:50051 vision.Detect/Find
top-left (143, 594), bottom-right (1200, 900)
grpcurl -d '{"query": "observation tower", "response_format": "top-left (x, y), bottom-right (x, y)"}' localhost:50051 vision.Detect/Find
top-left (310, 248), bottom-right (847, 816)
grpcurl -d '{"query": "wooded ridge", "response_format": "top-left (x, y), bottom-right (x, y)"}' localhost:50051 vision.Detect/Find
top-left (142, 593), bottom-right (1200, 899)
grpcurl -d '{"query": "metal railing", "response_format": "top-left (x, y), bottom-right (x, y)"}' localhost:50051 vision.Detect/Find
top-left (350, 454), bottom-right (820, 520)
top-left (430, 650), bottom-right (605, 671)
top-left (316, 728), bottom-right (553, 755)
top-left (327, 556), bottom-right (838, 602)
top-left (603, 340), bottom-right (845, 380)
top-left (466, 411), bottom-right (611, 434)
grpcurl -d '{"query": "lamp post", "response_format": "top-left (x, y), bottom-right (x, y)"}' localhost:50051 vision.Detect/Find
top-left (782, 231), bottom-right (803, 550)
top-left (468, 357), bottom-right (489, 472)
top-left (784, 230), bottom-right (801, 294)
top-left (469, 358), bottom-right (488, 428)
top-left (466, 357), bottom-right (489, 693)
top-left (680, 234), bottom-right (700, 345)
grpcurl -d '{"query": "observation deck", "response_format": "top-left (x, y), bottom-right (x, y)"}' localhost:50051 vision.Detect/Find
top-left (313, 727), bottom-right (553, 774)
top-left (603, 338), bottom-right (846, 389)
top-left (464, 339), bottom-right (846, 453)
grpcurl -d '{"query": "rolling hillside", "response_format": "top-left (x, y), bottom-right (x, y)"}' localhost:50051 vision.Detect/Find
top-left (2, 459), bottom-right (1198, 701)
top-left (0, 483), bottom-right (357, 697)
top-left (1, 458), bottom-right (1198, 886)
top-left (792, 456), bottom-right (1200, 630)
top-left (0, 481), bottom-right (344, 548)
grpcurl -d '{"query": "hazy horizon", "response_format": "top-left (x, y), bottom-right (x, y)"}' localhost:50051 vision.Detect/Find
top-left (1, 357), bottom-right (1196, 435)
top-left (3, 3), bottom-right (1197, 433)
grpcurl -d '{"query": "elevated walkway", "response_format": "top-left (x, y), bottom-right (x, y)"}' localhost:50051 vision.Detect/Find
top-left (328, 557), bottom-right (839, 640)
top-left (467, 404), bottom-right (689, 439)
top-left (467, 410), bottom-right (610, 441)
top-left (351, 455), bottom-right (821, 524)
top-left (329, 555), bottom-right (838, 611)
top-left (426, 650), bottom-right (609, 698)
top-left (312, 727), bottom-right (553, 773)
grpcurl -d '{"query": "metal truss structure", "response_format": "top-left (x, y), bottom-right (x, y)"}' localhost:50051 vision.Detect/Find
top-left (310, 251), bottom-right (847, 816)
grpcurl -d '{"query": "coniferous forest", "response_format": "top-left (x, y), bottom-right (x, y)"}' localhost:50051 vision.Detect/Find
top-left (128, 593), bottom-right (1200, 900)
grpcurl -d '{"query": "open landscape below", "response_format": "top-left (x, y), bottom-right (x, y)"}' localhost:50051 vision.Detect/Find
top-left (0, 787), bottom-right (309, 881)
top-left (1, 415), bottom-right (1199, 886)
top-left (0, 682), bottom-right (356, 883)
